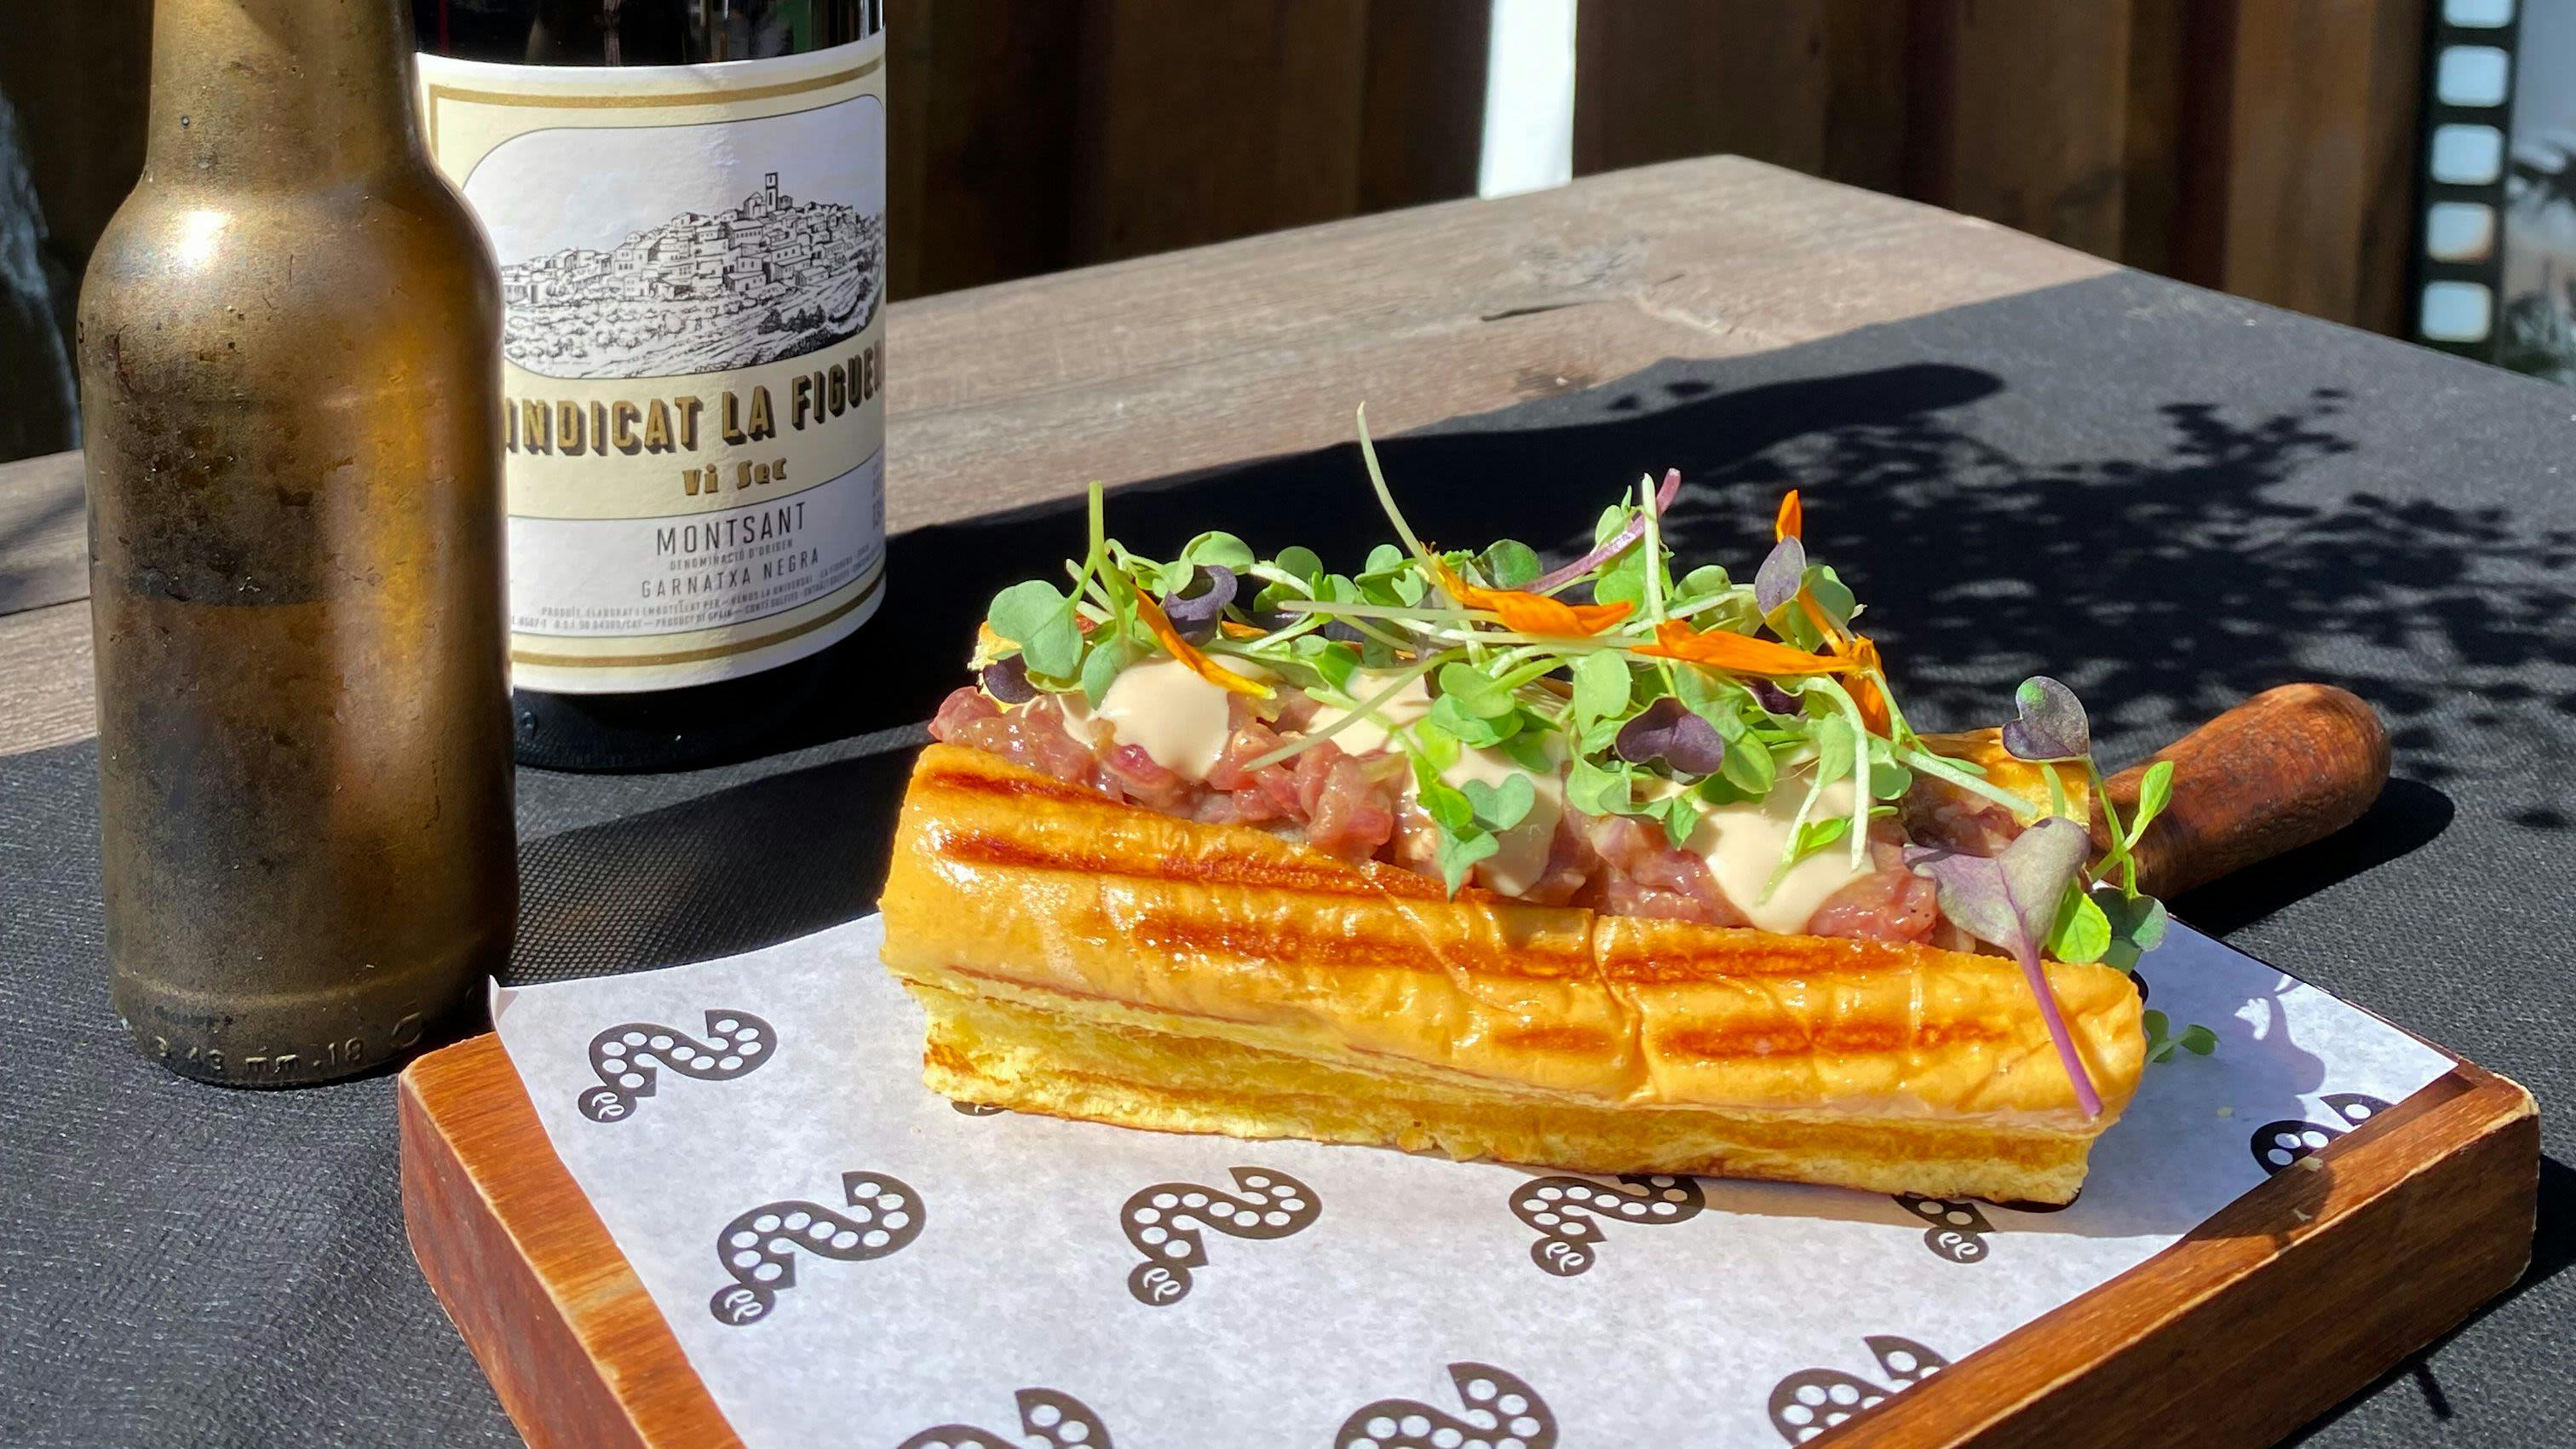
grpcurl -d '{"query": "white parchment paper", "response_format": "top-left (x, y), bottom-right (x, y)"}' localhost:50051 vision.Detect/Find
top-left (490, 917), bottom-right (2450, 1448)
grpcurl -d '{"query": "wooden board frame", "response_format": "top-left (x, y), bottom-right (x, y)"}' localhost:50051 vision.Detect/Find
top-left (400, 1030), bottom-right (2535, 1449)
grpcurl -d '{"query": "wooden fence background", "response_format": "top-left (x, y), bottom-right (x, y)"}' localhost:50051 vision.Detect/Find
top-left (2, 0), bottom-right (2432, 458)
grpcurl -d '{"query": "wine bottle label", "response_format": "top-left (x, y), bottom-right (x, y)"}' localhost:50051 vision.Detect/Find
top-left (417, 38), bottom-right (887, 693)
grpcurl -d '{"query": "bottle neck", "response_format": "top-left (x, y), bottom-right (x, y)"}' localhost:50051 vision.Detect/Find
top-left (147, 0), bottom-right (425, 185)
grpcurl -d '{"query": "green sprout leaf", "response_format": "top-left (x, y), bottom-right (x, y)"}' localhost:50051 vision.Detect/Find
top-left (1676, 564), bottom-right (1731, 601)
top-left (1720, 737), bottom-right (1777, 796)
top-left (2128, 759), bottom-right (2176, 848)
top-left (1662, 793), bottom-right (1699, 848)
top-left (1419, 776), bottom-right (1475, 833)
top-left (1567, 757), bottom-right (1631, 817)
top-left (1795, 815), bottom-right (1850, 860)
top-left (2143, 1009), bottom-right (2221, 1063)
top-left (1437, 663), bottom-right (1518, 720)
top-left (1460, 774), bottom-right (1536, 832)
top-left (1182, 531), bottom-right (1256, 572)
top-left (1803, 564), bottom-right (1857, 632)
top-left (1571, 651), bottom-right (1630, 729)
top-left (1271, 545), bottom-right (1324, 584)
top-left (1480, 540), bottom-right (1542, 589)
top-left (988, 579), bottom-right (1067, 642)
top-left (1498, 727), bottom-right (1555, 774)
top-left (1427, 693), bottom-right (1515, 746)
top-left (988, 579), bottom-right (1084, 680)
top-left (1079, 638), bottom-right (1128, 708)
top-left (1435, 830), bottom-right (1498, 897)
top-left (2096, 888), bottom-right (2171, 971)
top-left (2045, 884), bottom-right (2113, 964)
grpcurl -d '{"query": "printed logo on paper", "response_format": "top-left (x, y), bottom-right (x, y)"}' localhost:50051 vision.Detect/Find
top-left (1768, 1335), bottom-right (1949, 1443)
top-left (2250, 1092), bottom-right (2391, 1175)
top-left (578, 1009), bottom-right (775, 1122)
top-left (1511, 1173), bottom-right (1705, 1277)
top-left (1337, 1363), bottom-right (1556, 1449)
top-left (895, 1388), bottom-right (1111, 1449)
top-left (1120, 1166), bottom-right (1319, 1306)
top-left (708, 1170), bottom-right (923, 1325)
top-left (1895, 1194), bottom-right (1997, 1263)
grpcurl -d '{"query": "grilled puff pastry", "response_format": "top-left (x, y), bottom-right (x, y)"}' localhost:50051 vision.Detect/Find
top-left (878, 743), bottom-right (2146, 1205)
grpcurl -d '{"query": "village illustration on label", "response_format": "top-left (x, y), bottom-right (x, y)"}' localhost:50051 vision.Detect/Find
top-left (497, 168), bottom-right (884, 381)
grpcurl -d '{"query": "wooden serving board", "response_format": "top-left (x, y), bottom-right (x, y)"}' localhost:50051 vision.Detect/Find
top-left (400, 996), bottom-right (2537, 1449)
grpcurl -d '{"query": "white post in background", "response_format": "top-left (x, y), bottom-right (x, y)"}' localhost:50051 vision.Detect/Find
top-left (1478, 0), bottom-right (1578, 198)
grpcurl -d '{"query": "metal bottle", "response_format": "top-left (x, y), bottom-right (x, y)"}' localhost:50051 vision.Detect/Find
top-left (78, 0), bottom-right (515, 1084)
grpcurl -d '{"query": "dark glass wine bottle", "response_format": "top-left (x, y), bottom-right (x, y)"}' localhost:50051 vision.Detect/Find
top-left (417, 0), bottom-right (890, 770)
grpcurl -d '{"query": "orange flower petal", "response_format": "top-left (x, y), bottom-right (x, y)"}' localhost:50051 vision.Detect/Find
top-left (1634, 620), bottom-right (1852, 676)
top-left (1775, 490), bottom-right (1803, 543)
top-left (1136, 592), bottom-right (1272, 697)
top-left (1430, 558), bottom-right (1634, 637)
top-left (1845, 635), bottom-right (1891, 733)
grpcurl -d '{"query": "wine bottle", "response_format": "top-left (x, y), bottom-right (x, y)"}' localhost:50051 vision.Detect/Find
top-left (79, 0), bottom-right (516, 1084)
top-left (415, 1), bottom-right (891, 770)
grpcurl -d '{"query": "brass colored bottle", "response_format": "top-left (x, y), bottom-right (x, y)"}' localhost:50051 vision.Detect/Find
top-left (78, 0), bottom-right (515, 1085)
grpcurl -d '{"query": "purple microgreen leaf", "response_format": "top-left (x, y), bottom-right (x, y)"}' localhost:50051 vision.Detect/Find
top-left (1754, 534), bottom-right (1807, 616)
top-left (979, 655), bottom-right (1038, 704)
top-left (2002, 675), bottom-right (2090, 761)
top-left (1163, 564), bottom-right (1238, 642)
top-left (1614, 697), bottom-right (1730, 776)
top-left (1905, 817), bottom-right (2103, 1117)
top-left (1529, 467), bottom-right (1686, 593)
top-left (1748, 679), bottom-right (1799, 716)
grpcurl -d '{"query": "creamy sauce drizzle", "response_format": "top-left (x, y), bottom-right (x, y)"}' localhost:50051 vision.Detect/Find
top-left (1437, 743), bottom-right (1567, 897)
top-left (1059, 656), bottom-right (1264, 782)
top-left (1305, 670), bottom-right (1433, 755)
top-left (1686, 776), bottom-right (1870, 933)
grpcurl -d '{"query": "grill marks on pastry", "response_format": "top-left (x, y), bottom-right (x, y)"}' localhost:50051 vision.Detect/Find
top-left (937, 829), bottom-right (1407, 898)
top-left (889, 745), bottom-right (2144, 1128)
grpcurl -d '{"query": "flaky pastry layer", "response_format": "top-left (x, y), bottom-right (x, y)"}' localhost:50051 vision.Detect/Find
top-left (878, 744), bottom-right (2146, 1200)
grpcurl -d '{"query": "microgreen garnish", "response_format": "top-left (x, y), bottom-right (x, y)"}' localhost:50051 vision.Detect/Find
top-left (2142, 1010), bottom-right (2219, 1062)
top-left (979, 656), bottom-right (1038, 704)
top-left (1905, 819), bottom-right (2105, 1118)
top-left (2003, 676), bottom-right (2090, 762)
top-left (1164, 564), bottom-right (1238, 641)
top-left (968, 416), bottom-right (2186, 1102)
top-left (1755, 534), bottom-right (1806, 617)
top-left (1613, 697), bottom-right (1728, 775)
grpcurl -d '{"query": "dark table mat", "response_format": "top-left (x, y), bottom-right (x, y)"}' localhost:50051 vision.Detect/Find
top-left (4, 267), bottom-right (2569, 1447)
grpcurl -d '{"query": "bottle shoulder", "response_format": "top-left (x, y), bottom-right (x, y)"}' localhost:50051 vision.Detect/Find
top-left (84, 170), bottom-right (497, 316)
top-left (79, 175), bottom-right (498, 407)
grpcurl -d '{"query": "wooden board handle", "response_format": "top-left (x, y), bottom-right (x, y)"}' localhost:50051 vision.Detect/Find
top-left (2099, 683), bottom-right (2390, 900)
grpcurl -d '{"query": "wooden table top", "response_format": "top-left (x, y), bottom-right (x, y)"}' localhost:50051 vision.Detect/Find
top-left (0, 155), bottom-right (2107, 759)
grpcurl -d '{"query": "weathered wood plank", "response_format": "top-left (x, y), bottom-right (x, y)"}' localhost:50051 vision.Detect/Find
top-left (0, 601), bottom-right (93, 755)
top-left (0, 448), bottom-right (84, 615)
